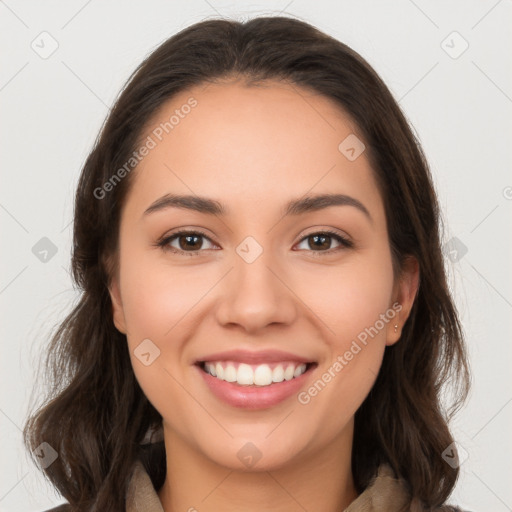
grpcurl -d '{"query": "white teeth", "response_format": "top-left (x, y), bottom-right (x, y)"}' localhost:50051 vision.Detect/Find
top-left (272, 365), bottom-right (285, 383)
top-left (205, 362), bottom-right (216, 376)
top-left (224, 364), bottom-right (237, 382)
top-left (203, 361), bottom-right (308, 386)
top-left (294, 364), bottom-right (306, 378)
top-left (284, 364), bottom-right (295, 381)
top-left (237, 363), bottom-right (254, 385)
top-left (254, 364), bottom-right (273, 386)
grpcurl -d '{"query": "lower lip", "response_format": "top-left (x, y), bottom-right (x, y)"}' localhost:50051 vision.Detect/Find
top-left (195, 364), bottom-right (316, 410)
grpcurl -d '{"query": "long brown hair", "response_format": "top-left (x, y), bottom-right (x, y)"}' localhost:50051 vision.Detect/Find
top-left (23, 16), bottom-right (470, 511)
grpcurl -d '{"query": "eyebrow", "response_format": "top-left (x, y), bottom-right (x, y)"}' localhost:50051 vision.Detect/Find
top-left (143, 193), bottom-right (372, 222)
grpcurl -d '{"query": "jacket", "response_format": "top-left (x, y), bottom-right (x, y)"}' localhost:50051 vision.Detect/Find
top-left (43, 460), bottom-right (470, 511)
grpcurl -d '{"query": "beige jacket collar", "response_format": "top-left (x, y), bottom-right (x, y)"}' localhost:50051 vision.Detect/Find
top-left (126, 460), bottom-right (411, 512)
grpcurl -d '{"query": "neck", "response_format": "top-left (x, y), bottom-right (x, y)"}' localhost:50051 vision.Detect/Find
top-left (157, 423), bottom-right (358, 512)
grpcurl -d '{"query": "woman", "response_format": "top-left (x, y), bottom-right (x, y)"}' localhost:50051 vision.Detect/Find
top-left (24, 15), bottom-right (472, 512)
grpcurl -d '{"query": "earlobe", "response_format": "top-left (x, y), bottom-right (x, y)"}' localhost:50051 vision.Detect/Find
top-left (386, 256), bottom-right (420, 346)
top-left (109, 278), bottom-right (127, 334)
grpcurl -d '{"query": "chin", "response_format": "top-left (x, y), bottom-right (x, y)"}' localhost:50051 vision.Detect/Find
top-left (197, 434), bottom-right (309, 472)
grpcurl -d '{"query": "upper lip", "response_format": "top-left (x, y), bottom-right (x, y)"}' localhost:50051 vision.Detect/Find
top-left (195, 349), bottom-right (315, 365)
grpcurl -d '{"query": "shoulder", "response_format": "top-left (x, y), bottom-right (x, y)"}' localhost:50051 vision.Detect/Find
top-left (369, 465), bottom-right (474, 512)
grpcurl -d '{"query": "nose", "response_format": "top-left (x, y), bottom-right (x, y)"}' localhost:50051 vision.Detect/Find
top-left (215, 248), bottom-right (297, 333)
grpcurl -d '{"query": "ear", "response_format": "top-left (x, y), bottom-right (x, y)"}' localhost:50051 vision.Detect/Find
top-left (109, 276), bottom-right (127, 334)
top-left (386, 256), bottom-right (420, 346)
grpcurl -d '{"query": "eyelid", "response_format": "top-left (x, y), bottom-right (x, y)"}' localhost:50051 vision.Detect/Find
top-left (293, 228), bottom-right (353, 255)
top-left (295, 226), bottom-right (352, 244)
top-left (155, 228), bottom-right (218, 256)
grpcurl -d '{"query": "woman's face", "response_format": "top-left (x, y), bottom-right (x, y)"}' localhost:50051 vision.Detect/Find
top-left (109, 80), bottom-right (417, 470)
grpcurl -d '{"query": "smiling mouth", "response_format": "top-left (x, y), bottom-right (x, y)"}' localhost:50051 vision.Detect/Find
top-left (196, 360), bottom-right (317, 387)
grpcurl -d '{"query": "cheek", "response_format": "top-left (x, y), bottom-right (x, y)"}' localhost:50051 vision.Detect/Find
top-left (118, 248), bottom-right (215, 409)
top-left (292, 249), bottom-right (394, 413)
top-left (296, 248), bottom-right (395, 348)
top-left (120, 263), bottom-right (195, 429)
top-left (119, 244), bottom-right (211, 342)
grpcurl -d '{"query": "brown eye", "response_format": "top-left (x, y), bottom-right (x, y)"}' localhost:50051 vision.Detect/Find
top-left (177, 233), bottom-right (204, 251)
top-left (307, 234), bottom-right (331, 251)
top-left (295, 231), bottom-right (353, 254)
top-left (157, 230), bottom-right (217, 256)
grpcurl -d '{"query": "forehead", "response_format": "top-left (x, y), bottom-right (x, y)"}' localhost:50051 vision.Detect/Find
top-left (123, 80), bottom-right (384, 222)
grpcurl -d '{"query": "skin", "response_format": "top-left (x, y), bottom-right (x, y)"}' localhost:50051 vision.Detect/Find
top-left (109, 79), bottom-right (419, 512)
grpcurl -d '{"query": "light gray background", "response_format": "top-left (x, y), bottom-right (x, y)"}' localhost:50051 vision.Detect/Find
top-left (1, 1), bottom-right (511, 511)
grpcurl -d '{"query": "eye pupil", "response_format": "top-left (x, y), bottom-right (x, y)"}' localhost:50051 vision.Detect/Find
top-left (180, 234), bottom-right (202, 250)
top-left (310, 234), bottom-right (330, 251)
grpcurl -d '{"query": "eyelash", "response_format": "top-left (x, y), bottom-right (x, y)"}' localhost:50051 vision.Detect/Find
top-left (155, 229), bottom-right (354, 257)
